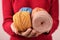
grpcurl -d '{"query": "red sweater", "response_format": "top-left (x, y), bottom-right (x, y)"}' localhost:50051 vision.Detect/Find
top-left (2, 0), bottom-right (59, 40)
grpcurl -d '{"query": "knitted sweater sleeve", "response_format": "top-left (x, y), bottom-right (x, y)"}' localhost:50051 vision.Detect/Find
top-left (46, 0), bottom-right (59, 36)
top-left (2, 0), bottom-right (16, 36)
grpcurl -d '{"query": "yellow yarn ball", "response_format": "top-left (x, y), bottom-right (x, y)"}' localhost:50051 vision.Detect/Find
top-left (13, 11), bottom-right (31, 32)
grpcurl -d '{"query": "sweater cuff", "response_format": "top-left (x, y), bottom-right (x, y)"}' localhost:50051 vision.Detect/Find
top-left (3, 21), bottom-right (17, 36)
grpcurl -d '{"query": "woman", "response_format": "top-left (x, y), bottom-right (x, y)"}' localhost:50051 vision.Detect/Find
top-left (2, 0), bottom-right (59, 40)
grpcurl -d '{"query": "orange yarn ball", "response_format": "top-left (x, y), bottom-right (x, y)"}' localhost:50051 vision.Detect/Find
top-left (13, 11), bottom-right (31, 32)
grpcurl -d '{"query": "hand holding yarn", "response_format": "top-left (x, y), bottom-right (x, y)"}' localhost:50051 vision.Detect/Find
top-left (12, 7), bottom-right (53, 37)
top-left (12, 7), bottom-right (42, 37)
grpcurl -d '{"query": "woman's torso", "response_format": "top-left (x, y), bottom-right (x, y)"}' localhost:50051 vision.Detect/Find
top-left (11, 0), bottom-right (52, 40)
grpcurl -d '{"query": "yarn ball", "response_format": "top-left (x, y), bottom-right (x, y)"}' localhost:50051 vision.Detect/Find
top-left (32, 7), bottom-right (53, 33)
top-left (13, 8), bottom-right (32, 32)
top-left (20, 7), bottom-right (32, 13)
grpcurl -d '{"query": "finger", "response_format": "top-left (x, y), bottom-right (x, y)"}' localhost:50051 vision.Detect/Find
top-left (35, 32), bottom-right (42, 37)
top-left (28, 30), bottom-right (36, 38)
top-left (11, 23), bottom-right (18, 34)
top-left (35, 33), bottom-right (40, 37)
top-left (21, 28), bottom-right (32, 37)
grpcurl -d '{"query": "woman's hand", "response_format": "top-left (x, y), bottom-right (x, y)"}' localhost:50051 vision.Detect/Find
top-left (11, 23), bottom-right (42, 38)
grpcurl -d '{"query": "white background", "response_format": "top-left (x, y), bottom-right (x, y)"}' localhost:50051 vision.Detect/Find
top-left (0, 0), bottom-right (60, 40)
